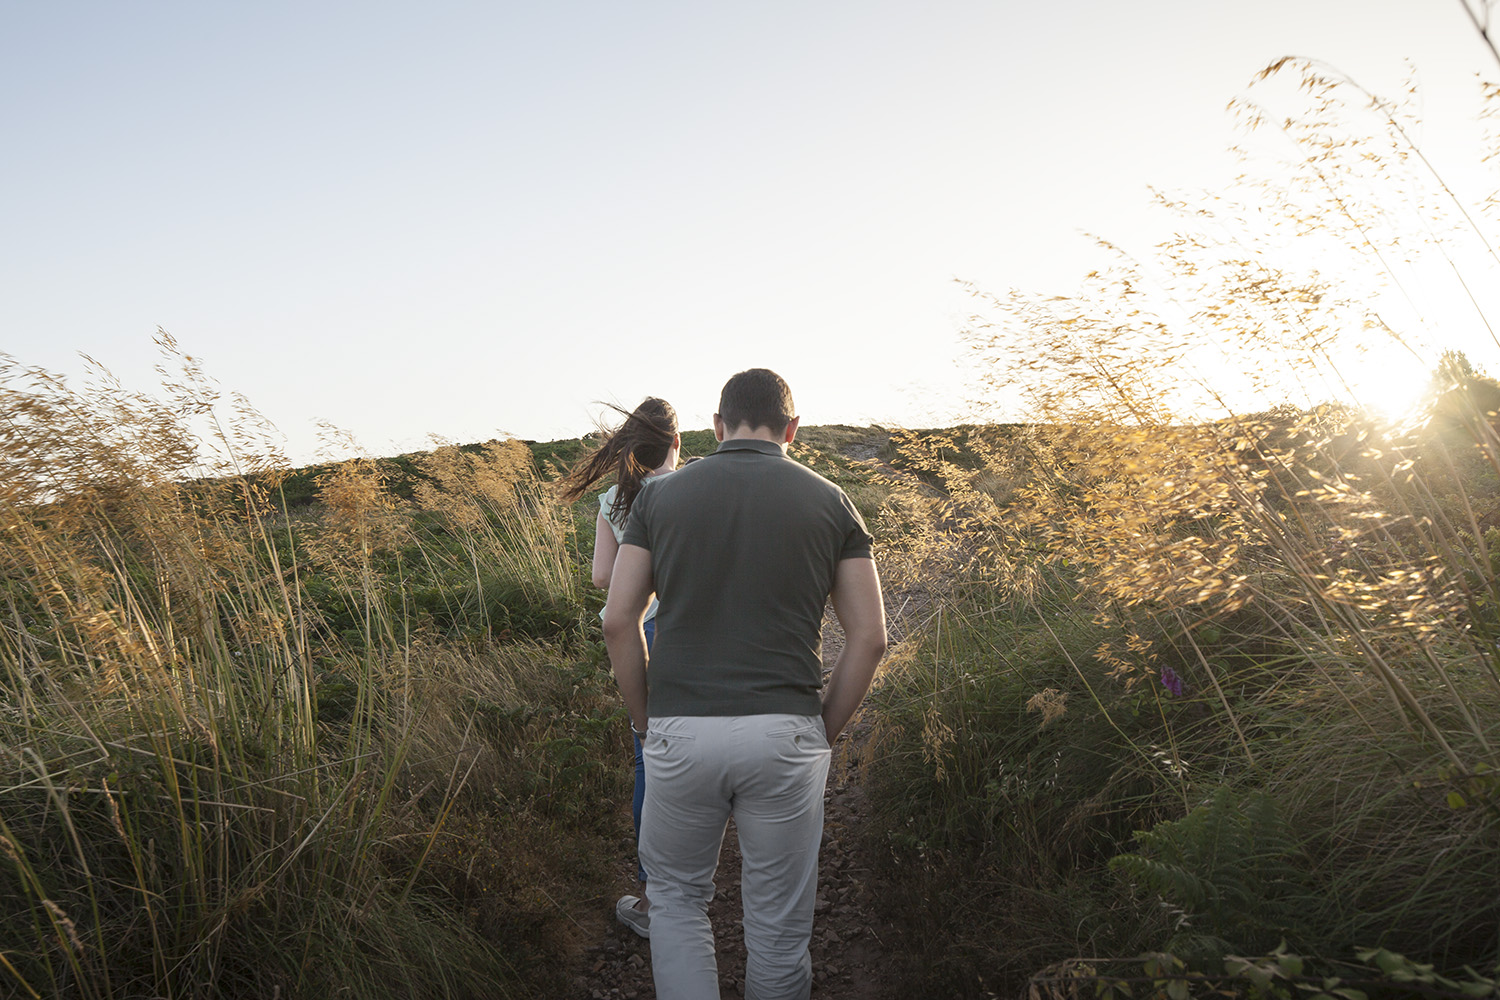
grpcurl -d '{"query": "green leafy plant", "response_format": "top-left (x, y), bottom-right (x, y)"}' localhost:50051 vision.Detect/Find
top-left (1110, 789), bottom-right (1315, 963)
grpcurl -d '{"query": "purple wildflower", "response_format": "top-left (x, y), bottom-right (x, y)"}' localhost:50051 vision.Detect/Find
top-left (1159, 666), bottom-right (1185, 698)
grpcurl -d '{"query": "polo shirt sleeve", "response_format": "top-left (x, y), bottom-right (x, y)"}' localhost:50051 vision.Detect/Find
top-left (621, 484), bottom-right (652, 550)
top-left (838, 491), bottom-right (873, 560)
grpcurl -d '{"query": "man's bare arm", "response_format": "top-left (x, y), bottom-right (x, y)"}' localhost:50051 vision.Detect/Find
top-left (601, 543), bottom-right (654, 735)
top-left (822, 557), bottom-right (887, 744)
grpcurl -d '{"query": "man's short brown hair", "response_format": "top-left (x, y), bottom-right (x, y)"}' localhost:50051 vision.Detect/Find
top-left (718, 368), bottom-right (796, 435)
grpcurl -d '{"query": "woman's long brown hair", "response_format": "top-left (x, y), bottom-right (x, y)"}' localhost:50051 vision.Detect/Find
top-left (558, 397), bottom-right (678, 522)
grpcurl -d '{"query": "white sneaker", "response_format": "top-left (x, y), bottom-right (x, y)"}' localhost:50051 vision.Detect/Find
top-left (614, 895), bottom-right (650, 939)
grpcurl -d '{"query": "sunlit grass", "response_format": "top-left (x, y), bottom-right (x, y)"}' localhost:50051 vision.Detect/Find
top-left (859, 57), bottom-right (1500, 999)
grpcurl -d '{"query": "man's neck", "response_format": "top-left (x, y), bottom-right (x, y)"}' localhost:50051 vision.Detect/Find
top-left (722, 429), bottom-right (788, 452)
top-left (715, 414), bottom-right (798, 450)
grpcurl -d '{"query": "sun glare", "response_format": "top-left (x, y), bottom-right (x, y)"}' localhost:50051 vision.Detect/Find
top-left (1343, 355), bottom-right (1430, 423)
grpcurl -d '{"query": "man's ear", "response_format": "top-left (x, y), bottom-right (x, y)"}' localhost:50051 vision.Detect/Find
top-left (783, 416), bottom-right (800, 444)
top-left (712, 414), bottom-right (725, 442)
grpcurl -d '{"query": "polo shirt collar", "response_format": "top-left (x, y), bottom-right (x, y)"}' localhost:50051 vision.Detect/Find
top-left (714, 438), bottom-right (788, 457)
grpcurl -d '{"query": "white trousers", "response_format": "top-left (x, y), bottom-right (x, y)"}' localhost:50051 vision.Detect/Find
top-left (639, 714), bottom-right (831, 1000)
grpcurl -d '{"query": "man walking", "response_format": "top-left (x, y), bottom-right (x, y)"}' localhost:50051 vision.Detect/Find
top-left (603, 368), bottom-right (887, 1000)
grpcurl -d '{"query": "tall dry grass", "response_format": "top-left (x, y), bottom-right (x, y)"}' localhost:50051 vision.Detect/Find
top-left (0, 338), bottom-right (613, 999)
top-left (860, 58), bottom-right (1500, 997)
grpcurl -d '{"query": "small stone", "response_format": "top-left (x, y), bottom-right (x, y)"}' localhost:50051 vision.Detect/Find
top-left (627, 954), bottom-right (645, 969)
top-left (813, 894), bottom-right (831, 913)
top-left (824, 929), bottom-right (843, 945)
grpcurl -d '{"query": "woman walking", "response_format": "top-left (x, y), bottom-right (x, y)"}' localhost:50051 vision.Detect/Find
top-left (559, 397), bottom-right (679, 938)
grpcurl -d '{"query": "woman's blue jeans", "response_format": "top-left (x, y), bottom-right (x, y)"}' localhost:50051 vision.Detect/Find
top-left (632, 618), bottom-right (655, 883)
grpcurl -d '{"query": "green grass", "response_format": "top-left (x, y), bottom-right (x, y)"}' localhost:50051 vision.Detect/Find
top-left (0, 350), bottom-right (637, 998)
top-left (856, 404), bottom-right (1500, 997)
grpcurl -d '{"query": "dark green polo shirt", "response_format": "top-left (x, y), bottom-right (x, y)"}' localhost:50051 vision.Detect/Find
top-left (621, 437), bottom-right (874, 717)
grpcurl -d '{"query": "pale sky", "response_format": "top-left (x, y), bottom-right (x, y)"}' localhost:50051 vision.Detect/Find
top-left (3, 2), bottom-right (1497, 463)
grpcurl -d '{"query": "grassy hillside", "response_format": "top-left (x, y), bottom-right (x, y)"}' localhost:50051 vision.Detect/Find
top-left (4, 349), bottom-right (1499, 999)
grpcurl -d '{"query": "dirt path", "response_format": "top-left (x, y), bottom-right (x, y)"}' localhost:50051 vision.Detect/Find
top-left (570, 722), bottom-right (901, 1000)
